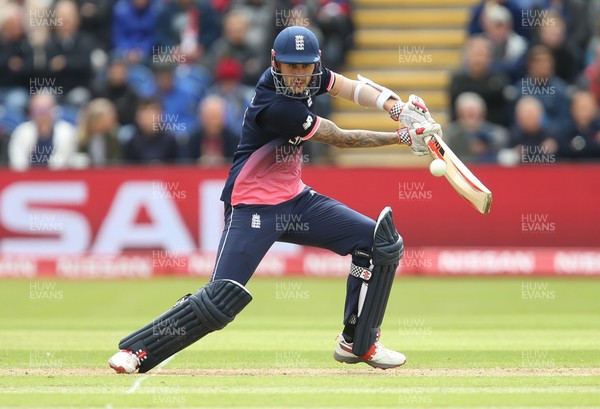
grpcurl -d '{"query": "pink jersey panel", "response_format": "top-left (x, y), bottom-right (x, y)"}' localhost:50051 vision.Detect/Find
top-left (231, 139), bottom-right (306, 205)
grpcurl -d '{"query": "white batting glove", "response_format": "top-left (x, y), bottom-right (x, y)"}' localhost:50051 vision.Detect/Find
top-left (397, 122), bottom-right (441, 156)
top-left (398, 94), bottom-right (443, 138)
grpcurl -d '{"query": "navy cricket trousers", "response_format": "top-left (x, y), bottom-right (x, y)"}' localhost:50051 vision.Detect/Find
top-left (211, 187), bottom-right (376, 326)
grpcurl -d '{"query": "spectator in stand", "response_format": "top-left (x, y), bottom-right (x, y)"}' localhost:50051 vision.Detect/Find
top-left (445, 92), bottom-right (509, 163)
top-left (276, 4), bottom-right (326, 62)
top-left (43, 0), bottom-right (95, 106)
top-left (0, 99), bottom-right (23, 165)
top-left (207, 9), bottom-right (264, 86)
top-left (0, 130), bottom-right (7, 166)
top-left (506, 96), bottom-right (559, 163)
top-left (449, 35), bottom-right (509, 127)
top-left (153, 64), bottom-right (199, 141)
top-left (92, 57), bottom-right (139, 125)
top-left (583, 42), bottom-right (600, 105)
top-left (512, 0), bottom-right (540, 7)
top-left (533, 10), bottom-right (580, 84)
top-left (584, 14), bottom-right (600, 67)
top-left (19, 0), bottom-right (51, 57)
top-left (0, 3), bottom-right (28, 163)
top-left (314, 0), bottom-right (355, 71)
top-left (78, 98), bottom-right (121, 166)
top-left (514, 45), bottom-right (570, 134)
top-left (206, 58), bottom-right (252, 137)
top-left (76, 0), bottom-right (114, 52)
top-left (183, 95), bottom-right (238, 165)
top-left (123, 98), bottom-right (179, 164)
top-left (112, 0), bottom-right (158, 64)
top-left (230, 0), bottom-right (276, 58)
top-left (0, 3), bottom-right (33, 115)
top-left (468, 0), bottom-right (526, 38)
top-left (156, 0), bottom-right (221, 64)
top-left (517, 1), bottom-right (591, 49)
top-left (481, 3), bottom-right (528, 80)
top-left (512, 0), bottom-right (549, 41)
top-left (586, 0), bottom-right (600, 48)
top-left (278, 0), bottom-right (354, 72)
top-left (211, 0), bottom-right (230, 14)
top-left (546, 0), bottom-right (591, 51)
top-left (8, 94), bottom-right (77, 170)
top-left (560, 91), bottom-right (600, 159)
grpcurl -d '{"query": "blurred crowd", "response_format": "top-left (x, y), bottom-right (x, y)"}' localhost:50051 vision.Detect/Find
top-left (0, 0), bottom-right (354, 169)
top-left (445, 0), bottom-right (600, 163)
top-left (5, 0), bottom-right (598, 169)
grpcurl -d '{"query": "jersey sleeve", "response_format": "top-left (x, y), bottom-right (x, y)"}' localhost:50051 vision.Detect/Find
top-left (317, 67), bottom-right (335, 95)
top-left (260, 99), bottom-right (321, 141)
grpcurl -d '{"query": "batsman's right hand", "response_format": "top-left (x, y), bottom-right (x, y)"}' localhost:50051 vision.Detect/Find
top-left (396, 122), bottom-right (442, 156)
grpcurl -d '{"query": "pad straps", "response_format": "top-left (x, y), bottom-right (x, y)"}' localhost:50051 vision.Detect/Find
top-left (349, 262), bottom-right (372, 281)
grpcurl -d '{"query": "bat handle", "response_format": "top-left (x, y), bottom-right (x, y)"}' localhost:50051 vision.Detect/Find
top-left (425, 135), bottom-right (444, 161)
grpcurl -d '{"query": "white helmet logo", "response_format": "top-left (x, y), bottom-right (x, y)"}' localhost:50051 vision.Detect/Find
top-left (295, 35), bottom-right (304, 51)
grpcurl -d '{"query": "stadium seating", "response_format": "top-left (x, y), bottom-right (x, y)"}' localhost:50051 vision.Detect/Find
top-left (332, 0), bottom-right (479, 165)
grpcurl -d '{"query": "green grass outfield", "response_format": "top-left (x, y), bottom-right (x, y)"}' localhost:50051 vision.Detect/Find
top-left (1, 276), bottom-right (599, 408)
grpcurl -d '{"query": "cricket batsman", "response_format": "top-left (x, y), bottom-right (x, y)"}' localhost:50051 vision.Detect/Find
top-left (109, 26), bottom-right (442, 373)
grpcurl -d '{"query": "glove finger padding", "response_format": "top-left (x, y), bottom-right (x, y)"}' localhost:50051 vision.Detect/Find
top-left (410, 146), bottom-right (429, 156)
top-left (411, 123), bottom-right (442, 155)
top-left (408, 126), bottom-right (430, 156)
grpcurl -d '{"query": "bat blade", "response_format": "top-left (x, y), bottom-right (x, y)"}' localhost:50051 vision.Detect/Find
top-left (426, 135), bottom-right (492, 214)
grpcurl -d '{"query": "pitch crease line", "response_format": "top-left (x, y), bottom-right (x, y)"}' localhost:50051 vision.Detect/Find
top-left (125, 354), bottom-right (175, 394)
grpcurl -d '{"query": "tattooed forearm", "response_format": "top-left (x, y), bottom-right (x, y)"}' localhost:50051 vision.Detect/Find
top-left (311, 118), bottom-right (398, 148)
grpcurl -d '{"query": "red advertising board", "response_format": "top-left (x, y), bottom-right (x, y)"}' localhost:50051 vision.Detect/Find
top-left (1, 165), bottom-right (599, 277)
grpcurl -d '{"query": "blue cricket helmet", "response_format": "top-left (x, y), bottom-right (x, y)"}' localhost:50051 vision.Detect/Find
top-left (272, 26), bottom-right (321, 64)
top-left (271, 26), bottom-right (322, 99)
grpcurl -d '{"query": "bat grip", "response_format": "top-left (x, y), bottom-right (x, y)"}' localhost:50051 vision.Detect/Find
top-left (425, 135), bottom-right (444, 161)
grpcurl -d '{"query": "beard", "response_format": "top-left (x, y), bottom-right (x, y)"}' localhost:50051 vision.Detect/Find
top-left (284, 76), bottom-right (309, 94)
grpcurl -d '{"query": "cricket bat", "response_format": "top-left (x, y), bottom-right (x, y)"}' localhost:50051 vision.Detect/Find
top-left (425, 134), bottom-right (493, 214)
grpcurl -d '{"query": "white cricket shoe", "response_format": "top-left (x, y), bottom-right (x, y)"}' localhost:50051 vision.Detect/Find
top-left (108, 350), bottom-right (140, 374)
top-left (333, 333), bottom-right (406, 369)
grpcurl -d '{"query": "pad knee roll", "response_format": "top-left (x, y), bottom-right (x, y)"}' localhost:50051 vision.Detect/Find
top-left (372, 207), bottom-right (403, 266)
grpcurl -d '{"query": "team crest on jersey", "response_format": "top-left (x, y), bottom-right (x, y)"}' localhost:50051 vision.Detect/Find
top-left (307, 96), bottom-right (312, 107)
top-left (295, 35), bottom-right (304, 51)
top-left (251, 214), bottom-right (261, 229)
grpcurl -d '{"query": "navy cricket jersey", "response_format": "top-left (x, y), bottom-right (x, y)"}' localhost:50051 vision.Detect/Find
top-left (220, 67), bottom-right (335, 206)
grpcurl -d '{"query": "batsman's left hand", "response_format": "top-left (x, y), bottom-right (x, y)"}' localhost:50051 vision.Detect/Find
top-left (398, 94), bottom-right (444, 138)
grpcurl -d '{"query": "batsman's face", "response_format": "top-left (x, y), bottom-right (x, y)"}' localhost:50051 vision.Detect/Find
top-left (279, 63), bottom-right (315, 94)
